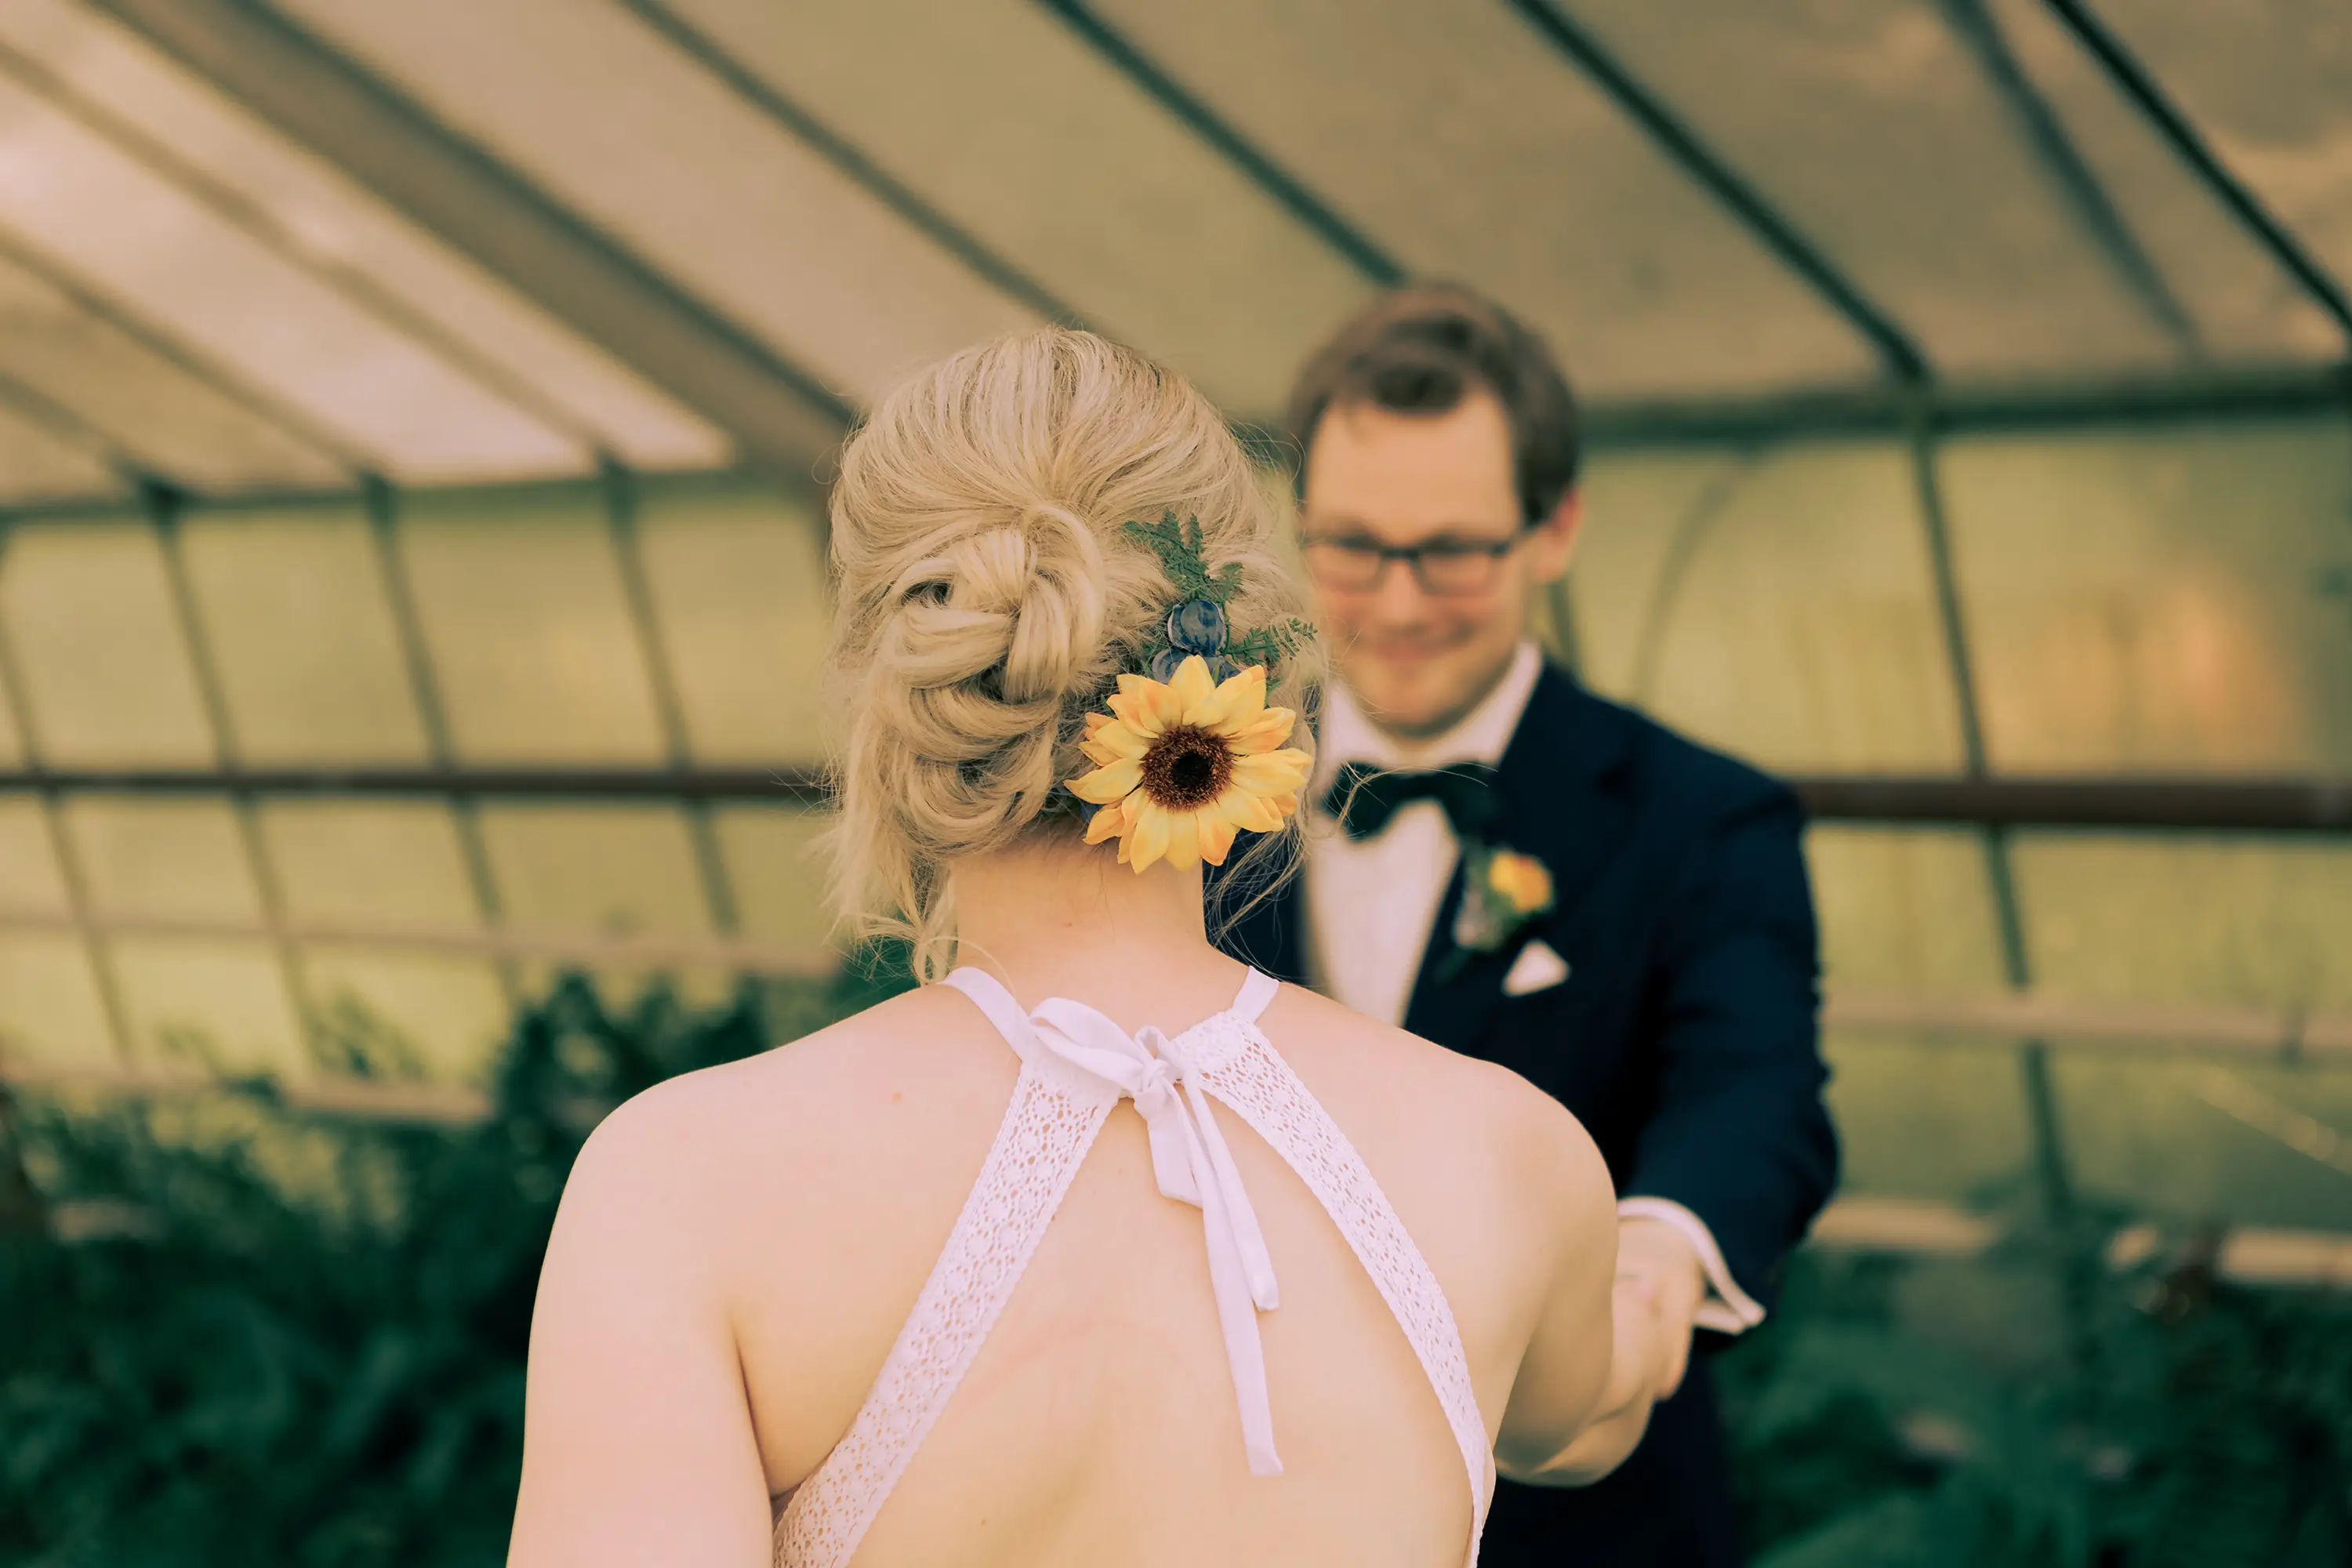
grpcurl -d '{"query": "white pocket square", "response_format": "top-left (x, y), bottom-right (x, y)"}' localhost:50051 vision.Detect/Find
top-left (1501, 939), bottom-right (1570, 997)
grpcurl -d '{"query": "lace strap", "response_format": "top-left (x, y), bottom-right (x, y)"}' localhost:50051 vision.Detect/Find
top-left (772, 1062), bottom-right (1112, 1568)
top-left (1201, 1029), bottom-right (1495, 1568)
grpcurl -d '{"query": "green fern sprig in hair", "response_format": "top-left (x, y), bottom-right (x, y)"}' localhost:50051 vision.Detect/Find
top-left (1121, 512), bottom-right (1244, 607)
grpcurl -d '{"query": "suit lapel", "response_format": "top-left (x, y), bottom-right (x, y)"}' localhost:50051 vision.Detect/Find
top-left (1402, 666), bottom-right (1635, 1051)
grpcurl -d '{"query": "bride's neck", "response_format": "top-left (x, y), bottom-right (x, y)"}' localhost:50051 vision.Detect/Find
top-left (949, 836), bottom-right (1208, 991)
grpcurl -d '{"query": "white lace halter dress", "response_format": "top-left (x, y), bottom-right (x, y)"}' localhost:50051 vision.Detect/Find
top-left (771, 966), bottom-right (1496, 1567)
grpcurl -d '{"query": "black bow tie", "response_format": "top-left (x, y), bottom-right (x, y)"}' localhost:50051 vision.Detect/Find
top-left (1322, 760), bottom-right (1504, 843)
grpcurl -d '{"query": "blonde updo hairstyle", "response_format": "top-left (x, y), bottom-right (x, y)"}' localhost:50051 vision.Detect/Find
top-left (825, 328), bottom-right (1316, 979)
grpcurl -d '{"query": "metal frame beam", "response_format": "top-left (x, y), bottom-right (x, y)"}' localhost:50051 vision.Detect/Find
top-left (1936, 0), bottom-right (2196, 351)
top-left (2042, 0), bottom-right (2352, 347)
top-left (1504, 0), bottom-right (1928, 383)
top-left (1580, 361), bottom-right (2352, 448)
top-left (2, 765), bottom-right (2345, 833)
top-left (1035, 0), bottom-right (1403, 285)
top-left (88, 0), bottom-right (851, 476)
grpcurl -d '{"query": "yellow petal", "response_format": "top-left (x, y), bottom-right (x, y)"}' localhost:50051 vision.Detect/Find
top-left (1167, 655), bottom-right (1218, 720)
top-left (1218, 789), bottom-right (1286, 833)
top-left (1196, 810), bottom-right (1237, 865)
top-left (1196, 664), bottom-right (1269, 735)
top-left (1163, 809), bottom-right (1200, 871)
top-left (1083, 805), bottom-right (1124, 845)
top-left (1111, 673), bottom-right (1181, 737)
top-left (1223, 705), bottom-right (1297, 755)
top-left (1068, 758), bottom-right (1142, 804)
top-left (1127, 801), bottom-right (1171, 873)
top-left (1098, 722), bottom-right (1149, 758)
top-left (1231, 749), bottom-right (1312, 796)
top-left (1083, 710), bottom-right (1111, 739)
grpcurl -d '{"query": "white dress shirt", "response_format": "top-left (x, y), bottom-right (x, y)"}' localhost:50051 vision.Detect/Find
top-left (1302, 642), bottom-right (1765, 1335)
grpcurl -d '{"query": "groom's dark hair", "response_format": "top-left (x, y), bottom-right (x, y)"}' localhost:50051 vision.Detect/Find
top-left (1286, 282), bottom-right (1581, 524)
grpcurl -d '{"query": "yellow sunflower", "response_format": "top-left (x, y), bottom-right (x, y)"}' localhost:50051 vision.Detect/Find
top-left (1067, 655), bottom-right (1312, 873)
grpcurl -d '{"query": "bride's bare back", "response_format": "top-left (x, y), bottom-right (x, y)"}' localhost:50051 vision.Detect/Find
top-left (510, 328), bottom-right (1640, 1566)
top-left (510, 949), bottom-right (1620, 1568)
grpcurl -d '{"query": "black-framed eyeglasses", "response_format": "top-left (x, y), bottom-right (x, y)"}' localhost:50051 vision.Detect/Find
top-left (1298, 525), bottom-right (1531, 597)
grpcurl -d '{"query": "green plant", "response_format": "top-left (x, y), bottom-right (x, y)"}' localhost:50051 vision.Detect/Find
top-left (0, 961), bottom-right (906, 1568)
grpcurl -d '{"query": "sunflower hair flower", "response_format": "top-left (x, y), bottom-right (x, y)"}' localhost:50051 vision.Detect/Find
top-left (1066, 655), bottom-right (1312, 873)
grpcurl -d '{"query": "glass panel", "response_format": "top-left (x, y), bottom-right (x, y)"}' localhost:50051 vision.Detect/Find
top-left (475, 801), bottom-right (720, 1003)
top-left (1942, 417), bottom-right (2352, 774)
top-left (2015, 834), bottom-right (2352, 1011)
top-left (0, 935), bottom-right (114, 1069)
top-left (1985, 0), bottom-right (2342, 362)
top-left (1809, 825), bottom-right (2034, 1203)
top-left (0, 517), bottom-right (217, 767)
top-left (299, 950), bottom-right (508, 1082)
top-left (279, 0), bottom-right (1041, 404)
top-left (67, 796), bottom-right (262, 924)
top-left (109, 938), bottom-right (303, 1076)
top-left (0, 71), bottom-right (584, 482)
top-left (0, 673), bottom-right (22, 764)
top-left (1091, 0), bottom-right (1878, 398)
top-left (713, 802), bottom-right (833, 956)
top-left (2016, 832), bottom-right (2352, 1227)
top-left (0, 246), bottom-right (347, 492)
top-left (0, 0), bottom-right (726, 470)
top-left (1570, 0), bottom-right (2183, 376)
top-left (636, 473), bottom-right (829, 764)
top-left (1568, 439), bottom-right (1967, 771)
top-left (0, 794), bottom-right (67, 913)
top-left (180, 501), bottom-right (430, 765)
top-left (398, 484), bottom-right (665, 764)
top-left (2047, 1055), bottom-right (2352, 1231)
top-left (260, 798), bottom-right (507, 1079)
top-left (2092, 0), bottom-right (2352, 348)
top-left (64, 795), bottom-right (299, 1072)
top-left (0, 394), bottom-right (119, 503)
top-left (645, 0), bottom-right (1374, 416)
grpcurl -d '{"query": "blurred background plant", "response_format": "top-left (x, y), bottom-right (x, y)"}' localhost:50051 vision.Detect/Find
top-left (2, 970), bottom-right (2346, 1568)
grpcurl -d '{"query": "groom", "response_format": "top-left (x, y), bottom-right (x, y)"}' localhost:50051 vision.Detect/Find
top-left (1215, 285), bottom-right (1838, 1566)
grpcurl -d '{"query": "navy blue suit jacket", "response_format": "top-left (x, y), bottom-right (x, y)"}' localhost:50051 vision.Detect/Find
top-left (1212, 664), bottom-right (1838, 1566)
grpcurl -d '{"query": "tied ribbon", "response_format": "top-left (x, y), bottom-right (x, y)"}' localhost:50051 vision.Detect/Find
top-left (1013, 997), bottom-right (1285, 1475)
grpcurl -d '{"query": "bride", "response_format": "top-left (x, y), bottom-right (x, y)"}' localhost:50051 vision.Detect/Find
top-left (508, 329), bottom-right (1668, 1568)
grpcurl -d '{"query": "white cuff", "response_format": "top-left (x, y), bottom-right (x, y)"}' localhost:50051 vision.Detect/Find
top-left (1617, 1197), bottom-right (1766, 1335)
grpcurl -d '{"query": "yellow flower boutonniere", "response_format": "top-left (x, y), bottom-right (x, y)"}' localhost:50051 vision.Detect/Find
top-left (1444, 844), bottom-right (1556, 976)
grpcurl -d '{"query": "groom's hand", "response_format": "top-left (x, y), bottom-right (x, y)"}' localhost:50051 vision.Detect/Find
top-left (1614, 1215), bottom-right (1706, 1399)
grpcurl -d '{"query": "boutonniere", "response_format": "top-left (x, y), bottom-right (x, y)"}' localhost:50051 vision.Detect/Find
top-left (1439, 844), bottom-right (1555, 979)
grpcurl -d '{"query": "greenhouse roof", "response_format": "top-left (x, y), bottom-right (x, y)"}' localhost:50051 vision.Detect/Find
top-left (0, 0), bottom-right (2346, 501)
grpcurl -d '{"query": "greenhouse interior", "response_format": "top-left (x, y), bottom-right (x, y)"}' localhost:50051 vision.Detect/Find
top-left (0, 1), bottom-right (2347, 1564)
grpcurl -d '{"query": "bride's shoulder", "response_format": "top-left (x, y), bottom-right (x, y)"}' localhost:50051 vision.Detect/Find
top-left (1264, 983), bottom-right (1609, 1204)
top-left (559, 985), bottom-right (986, 1205)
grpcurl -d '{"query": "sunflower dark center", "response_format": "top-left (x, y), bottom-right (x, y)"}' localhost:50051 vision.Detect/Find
top-left (1140, 724), bottom-right (1234, 810)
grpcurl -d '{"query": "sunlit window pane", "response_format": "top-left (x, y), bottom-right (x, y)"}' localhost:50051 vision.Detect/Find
top-left (714, 803), bottom-right (833, 957)
top-left (181, 501), bottom-right (430, 764)
top-left (397, 484), bottom-right (664, 764)
top-left (1572, 441), bottom-right (1967, 772)
top-left (1, 517), bottom-right (216, 767)
top-left (1945, 419), bottom-right (2352, 774)
top-left (637, 474), bottom-right (829, 764)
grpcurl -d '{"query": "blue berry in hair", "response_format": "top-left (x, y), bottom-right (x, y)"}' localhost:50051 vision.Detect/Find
top-left (1165, 599), bottom-right (1229, 655)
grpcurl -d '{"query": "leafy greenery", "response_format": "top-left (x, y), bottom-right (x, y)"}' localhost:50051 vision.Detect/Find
top-left (1120, 510), bottom-right (1317, 671)
top-left (3, 967), bottom-right (2347, 1566)
top-left (1122, 512), bottom-right (1244, 607)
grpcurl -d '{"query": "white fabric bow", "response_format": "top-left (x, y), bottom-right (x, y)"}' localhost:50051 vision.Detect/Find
top-left (1022, 997), bottom-right (1285, 1475)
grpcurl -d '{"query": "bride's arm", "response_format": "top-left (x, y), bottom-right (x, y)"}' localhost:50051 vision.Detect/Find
top-left (509, 1087), bottom-right (774, 1567)
top-left (1491, 1093), bottom-right (1665, 1487)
